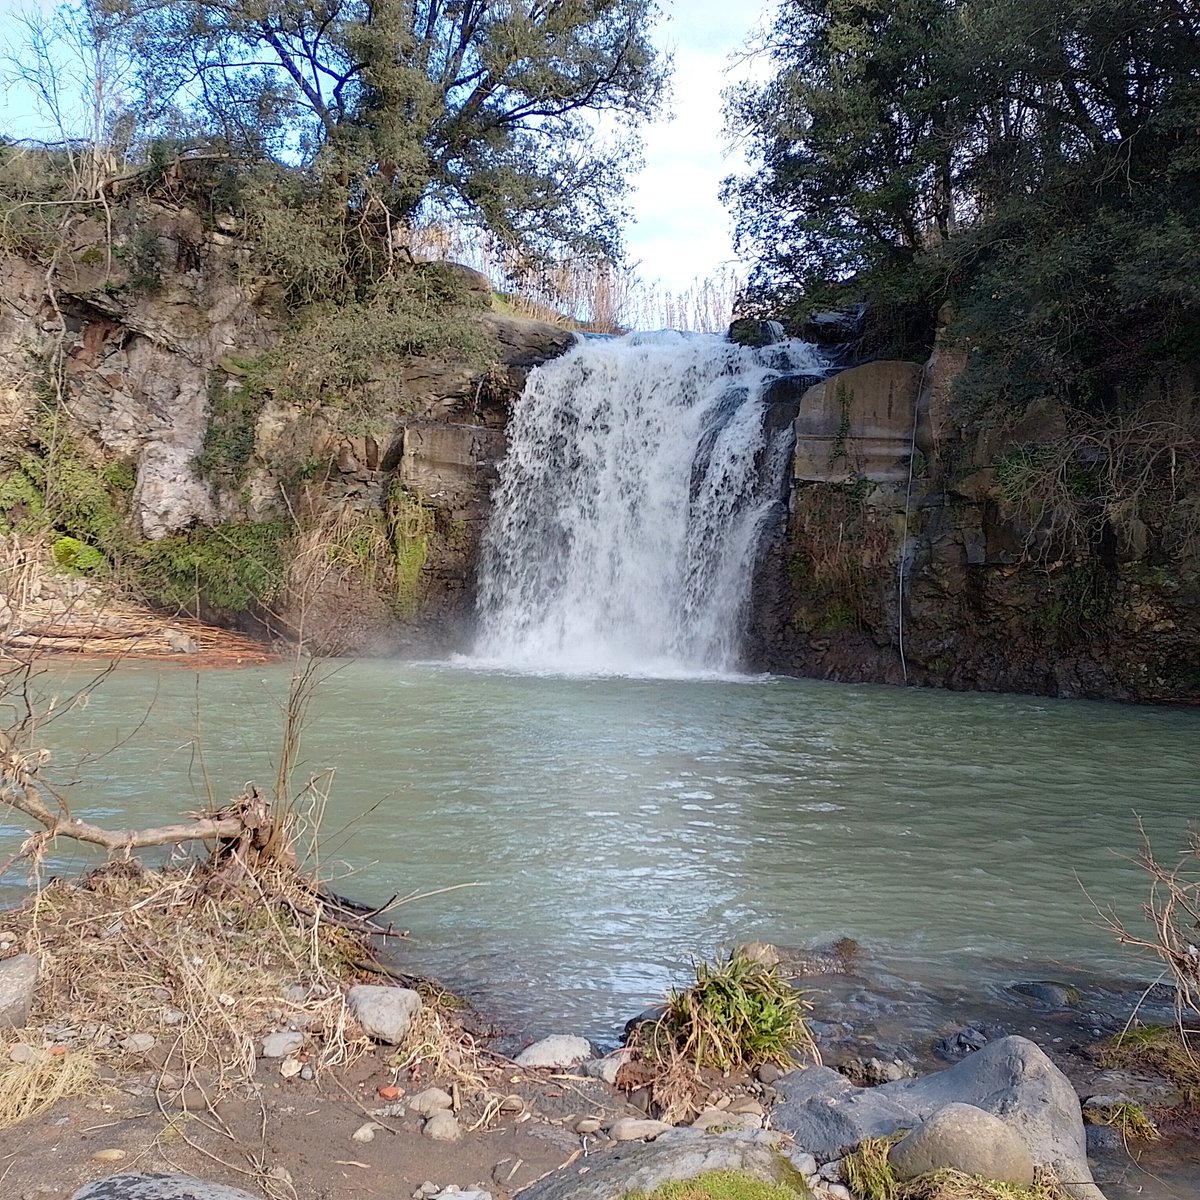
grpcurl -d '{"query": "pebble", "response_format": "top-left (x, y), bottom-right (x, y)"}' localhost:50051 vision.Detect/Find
top-left (155, 1073), bottom-right (180, 1091)
top-left (300, 1065), bottom-right (314, 1081)
top-left (261, 1031), bottom-right (304, 1059)
top-left (819, 1159), bottom-right (845, 1183)
top-left (608, 1118), bottom-right (673, 1142)
top-left (9, 1043), bottom-right (40, 1064)
top-left (497, 1094), bottom-right (524, 1114)
top-left (89, 1149), bottom-right (127, 1163)
top-left (278, 1056), bottom-right (303, 1079)
top-left (575, 1117), bottom-right (603, 1134)
top-left (789, 1152), bottom-right (818, 1177)
top-left (119, 1034), bottom-right (156, 1054)
top-left (432, 1190), bottom-right (492, 1200)
top-left (351, 1122), bottom-right (381, 1143)
top-left (409, 1087), bottom-right (454, 1116)
top-left (756, 1063), bottom-right (782, 1084)
top-left (414, 1182), bottom-right (440, 1199)
top-left (424, 1112), bottom-right (463, 1142)
top-left (824, 1187), bottom-right (851, 1200)
top-left (370, 1102), bottom-right (407, 1118)
top-left (727, 1099), bottom-right (764, 1117)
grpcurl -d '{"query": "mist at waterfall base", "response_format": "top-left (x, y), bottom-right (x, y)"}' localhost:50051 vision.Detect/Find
top-left (468, 330), bottom-right (826, 677)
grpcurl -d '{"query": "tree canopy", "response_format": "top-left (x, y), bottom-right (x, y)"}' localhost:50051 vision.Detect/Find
top-left (96, 0), bottom-right (667, 261)
top-left (724, 0), bottom-right (1200, 403)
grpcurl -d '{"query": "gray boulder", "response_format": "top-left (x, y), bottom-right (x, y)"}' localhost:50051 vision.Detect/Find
top-left (515, 1034), bottom-right (595, 1068)
top-left (70, 1174), bottom-right (257, 1200)
top-left (0, 953), bottom-right (38, 1027)
top-left (888, 1102), bottom-right (1035, 1186)
top-left (517, 1135), bottom-right (808, 1200)
top-left (771, 1036), bottom-right (1105, 1200)
top-left (347, 984), bottom-right (422, 1044)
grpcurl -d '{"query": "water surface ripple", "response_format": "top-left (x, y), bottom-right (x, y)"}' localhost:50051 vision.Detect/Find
top-left (5, 661), bottom-right (1197, 1040)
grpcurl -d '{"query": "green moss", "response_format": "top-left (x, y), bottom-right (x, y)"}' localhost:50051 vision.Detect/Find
top-left (127, 519), bottom-right (288, 613)
top-left (624, 1168), bottom-right (811, 1200)
top-left (195, 370), bottom-right (266, 486)
top-left (389, 488), bottom-right (432, 618)
top-left (0, 465), bottom-right (45, 531)
top-left (52, 536), bottom-right (104, 573)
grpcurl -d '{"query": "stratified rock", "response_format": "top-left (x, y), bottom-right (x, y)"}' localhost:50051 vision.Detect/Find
top-left (517, 1136), bottom-right (803, 1200)
top-left (347, 984), bottom-right (422, 1045)
top-left (514, 1034), bottom-right (595, 1068)
top-left (888, 1102), bottom-right (1035, 1186)
top-left (70, 1173), bottom-right (258, 1200)
top-left (0, 953), bottom-right (38, 1028)
top-left (771, 1036), bottom-right (1106, 1200)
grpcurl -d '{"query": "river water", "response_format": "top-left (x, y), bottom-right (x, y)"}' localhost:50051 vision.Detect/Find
top-left (6, 659), bottom-right (1197, 1043)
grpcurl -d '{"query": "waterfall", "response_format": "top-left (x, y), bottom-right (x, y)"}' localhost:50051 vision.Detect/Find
top-left (471, 330), bottom-right (826, 676)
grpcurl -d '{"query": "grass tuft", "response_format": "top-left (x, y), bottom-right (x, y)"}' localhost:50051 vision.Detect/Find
top-left (1096, 1024), bottom-right (1200, 1096)
top-left (0, 1050), bottom-right (96, 1129)
top-left (1086, 1100), bottom-right (1161, 1143)
top-left (844, 1134), bottom-right (905, 1200)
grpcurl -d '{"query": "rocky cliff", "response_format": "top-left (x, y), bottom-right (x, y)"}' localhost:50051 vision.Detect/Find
top-left (747, 323), bottom-right (1200, 703)
top-left (0, 199), bottom-right (572, 653)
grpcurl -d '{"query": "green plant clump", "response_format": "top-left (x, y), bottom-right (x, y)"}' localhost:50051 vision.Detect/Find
top-left (52, 536), bottom-right (104, 573)
top-left (844, 1134), bottom-right (905, 1200)
top-left (641, 951), bottom-right (818, 1072)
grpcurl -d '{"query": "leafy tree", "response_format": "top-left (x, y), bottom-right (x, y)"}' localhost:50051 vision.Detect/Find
top-left (97, 0), bottom-right (667, 261)
top-left (724, 0), bottom-right (1200, 398)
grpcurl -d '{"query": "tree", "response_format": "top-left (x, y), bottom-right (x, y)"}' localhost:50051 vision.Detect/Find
top-left (96, 0), bottom-right (668, 262)
top-left (723, 0), bottom-right (1200, 394)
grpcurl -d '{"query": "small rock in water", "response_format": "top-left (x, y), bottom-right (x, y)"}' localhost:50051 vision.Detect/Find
top-left (424, 1112), bottom-right (463, 1142)
top-left (514, 1034), bottom-right (595, 1069)
top-left (933, 1026), bottom-right (988, 1058)
top-left (261, 1030), bottom-right (304, 1059)
top-left (408, 1087), bottom-right (454, 1116)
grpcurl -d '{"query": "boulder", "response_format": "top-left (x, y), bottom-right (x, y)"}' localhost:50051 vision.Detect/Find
top-left (347, 984), bottom-right (422, 1045)
top-left (771, 1036), bottom-right (1105, 1200)
top-left (517, 1135), bottom-right (807, 1200)
top-left (0, 953), bottom-right (38, 1027)
top-left (70, 1174), bottom-right (257, 1200)
top-left (514, 1034), bottom-right (595, 1069)
top-left (888, 1102), bottom-right (1035, 1186)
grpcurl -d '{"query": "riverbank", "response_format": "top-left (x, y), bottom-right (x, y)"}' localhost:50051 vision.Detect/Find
top-left (1, 857), bottom-right (1197, 1200)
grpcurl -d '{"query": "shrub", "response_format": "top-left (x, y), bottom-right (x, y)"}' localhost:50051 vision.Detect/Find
top-left (51, 536), bottom-right (103, 573)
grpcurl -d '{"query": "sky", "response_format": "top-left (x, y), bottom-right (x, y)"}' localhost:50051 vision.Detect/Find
top-left (0, 0), bottom-right (773, 295)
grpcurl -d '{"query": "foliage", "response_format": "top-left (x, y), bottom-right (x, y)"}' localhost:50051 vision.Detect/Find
top-left (51, 535), bottom-right (104, 573)
top-left (127, 520), bottom-right (289, 613)
top-left (96, 0), bottom-right (667, 264)
top-left (844, 1134), bottom-right (905, 1200)
top-left (1097, 1024), bottom-right (1200, 1098)
top-left (638, 951), bottom-right (818, 1073)
top-left (724, 0), bottom-right (1200, 393)
top-left (195, 370), bottom-right (265, 487)
top-left (625, 1169), bottom-right (811, 1200)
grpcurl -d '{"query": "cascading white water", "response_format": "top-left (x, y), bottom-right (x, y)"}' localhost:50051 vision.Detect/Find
top-left (471, 330), bottom-right (826, 676)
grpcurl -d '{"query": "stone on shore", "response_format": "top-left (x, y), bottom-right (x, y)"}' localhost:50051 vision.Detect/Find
top-left (517, 1136), bottom-right (801, 1200)
top-left (409, 1086), bottom-right (454, 1116)
top-left (888, 1102), bottom-right (1036, 1186)
top-left (609, 1117), bottom-right (673, 1141)
top-left (771, 1036), bottom-right (1106, 1200)
top-left (424, 1111), bottom-right (464, 1141)
top-left (347, 984), bottom-right (422, 1044)
top-left (260, 1030), bottom-right (304, 1059)
top-left (0, 953), bottom-right (38, 1028)
top-left (514, 1034), bottom-right (595, 1068)
top-left (70, 1173), bottom-right (258, 1200)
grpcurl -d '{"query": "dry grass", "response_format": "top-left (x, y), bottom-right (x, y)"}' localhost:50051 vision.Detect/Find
top-left (2, 854), bottom-right (378, 1100)
top-left (1085, 1100), bottom-right (1161, 1143)
top-left (1095, 1024), bottom-right (1200, 1097)
top-left (0, 1049), bottom-right (96, 1128)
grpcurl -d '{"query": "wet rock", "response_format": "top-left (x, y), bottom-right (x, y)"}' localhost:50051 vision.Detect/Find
top-left (734, 941), bottom-right (781, 967)
top-left (623, 1006), bottom-right (667, 1040)
top-left (1011, 981), bottom-right (1080, 1008)
top-left (408, 1087), bottom-right (454, 1116)
top-left (0, 954), bottom-right (38, 1028)
top-left (772, 1036), bottom-right (1106, 1200)
top-left (347, 984), bottom-right (422, 1045)
top-left (260, 1031), bottom-right (303, 1059)
top-left (69, 1174), bottom-right (259, 1200)
top-left (518, 1136), bottom-right (798, 1200)
top-left (515, 1034), bottom-right (595, 1069)
top-left (888, 1102), bottom-right (1035, 1186)
top-left (424, 1111), bottom-right (464, 1142)
top-left (727, 320), bottom-right (785, 349)
top-left (933, 1025), bottom-right (989, 1058)
top-left (609, 1118), bottom-right (674, 1142)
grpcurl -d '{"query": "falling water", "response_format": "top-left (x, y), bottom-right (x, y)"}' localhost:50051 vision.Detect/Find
top-left (472, 330), bottom-right (826, 675)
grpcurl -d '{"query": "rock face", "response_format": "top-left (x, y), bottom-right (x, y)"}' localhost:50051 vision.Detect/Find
top-left (748, 336), bottom-right (1200, 702)
top-left (517, 1135), bottom-right (805, 1200)
top-left (771, 1036), bottom-right (1105, 1200)
top-left (0, 953), bottom-right (38, 1027)
top-left (70, 1174), bottom-right (258, 1200)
